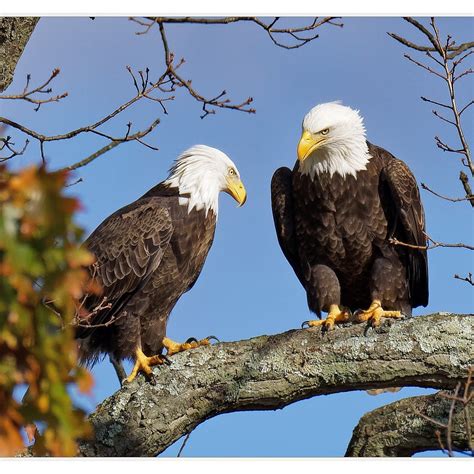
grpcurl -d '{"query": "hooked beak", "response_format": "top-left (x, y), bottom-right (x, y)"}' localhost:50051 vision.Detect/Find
top-left (225, 178), bottom-right (247, 207)
top-left (297, 130), bottom-right (325, 162)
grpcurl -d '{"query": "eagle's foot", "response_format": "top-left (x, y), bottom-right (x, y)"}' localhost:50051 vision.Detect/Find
top-left (162, 335), bottom-right (219, 356)
top-left (302, 305), bottom-right (351, 331)
top-left (125, 348), bottom-right (168, 384)
top-left (354, 300), bottom-right (403, 327)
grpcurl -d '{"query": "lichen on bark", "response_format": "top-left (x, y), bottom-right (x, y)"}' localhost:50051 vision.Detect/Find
top-left (76, 313), bottom-right (473, 457)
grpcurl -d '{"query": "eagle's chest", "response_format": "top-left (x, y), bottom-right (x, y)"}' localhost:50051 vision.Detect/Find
top-left (148, 205), bottom-right (216, 304)
top-left (293, 168), bottom-right (386, 270)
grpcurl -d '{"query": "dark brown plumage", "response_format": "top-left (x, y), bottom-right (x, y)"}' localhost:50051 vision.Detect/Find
top-left (75, 145), bottom-right (246, 380)
top-left (271, 140), bottom-right (428, 320)
top-left (76, 183), bottom-right (216, 365)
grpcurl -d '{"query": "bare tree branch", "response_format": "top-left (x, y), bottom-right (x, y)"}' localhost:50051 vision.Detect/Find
top-left (389, 17), bottom-right (474, 200)
top-left (421, 182), bottom-right (474, 204)
top-left (389, 232), bottom-right (474, 251)
top-left (0, 135), bottom-right (29, 162)
top-left (0, 68), bottom-right (68, 111)
top-left (69, 313), bottom-right (473, 457)
top-left (389, 17), bottom-right (473, 59)
top-left (126, 16), bottom-right (342, 120)
top-left (454, 273), bottom-right (474, 286)
top-left (0, 66), bottom-right (168, 166)
top-left (132, 16), bottom-right (343, 50)
top-left (155, 21), bottom-right (255, 119)
top-left (3, 17), bottom-right (343, 170)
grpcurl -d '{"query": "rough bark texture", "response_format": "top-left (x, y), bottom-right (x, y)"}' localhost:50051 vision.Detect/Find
top-left (346, 391), bottom-right (473, 457)
top-left (0, 17), bottom-right (39, 92)
top-left (76, 313), bottom-right (473, 457)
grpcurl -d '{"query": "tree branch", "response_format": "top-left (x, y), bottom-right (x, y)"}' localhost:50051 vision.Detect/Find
top-left (346, 390), bottom-right (473, 457)
top-left (132, 16), bottom-right (343, 50)
top-left (74, 313), bottom-right (473, 457)
top-left (389, 17), bottom-right (474, 192)
top-left (0, 68), bottom-right (68, 111)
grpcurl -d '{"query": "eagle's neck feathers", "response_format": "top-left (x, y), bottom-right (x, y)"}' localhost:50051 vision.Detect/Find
top-left (163, 146), bottom-right (230, 217)
top-left (300, 138), bottom-right (371, 180)
top-left (164, 172), bottom-right (220, 217)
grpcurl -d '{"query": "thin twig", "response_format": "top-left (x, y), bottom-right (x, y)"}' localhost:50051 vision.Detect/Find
top-left (389, 232), bottom-right (474, 251)
top-left (177, 430), bottom-right (193, 457)
top-left (415, 368), bottom-right (473, 457)
top-left (0, 136), bottom-right (29, 162)
top-left (454, 273), bottom-right (474, 286)
top-left (131, 16), bottom-right (343, 50)
top-left (0, 67), bottom-right (168, 167)
top-left (389, 17), bottom-right (474, 195)
top-left (421, 182), bottom-right (474, 203)
top-left (157, 21), bottom-right (255, 119)
top-left (0, 69), bottom-right (68, 111)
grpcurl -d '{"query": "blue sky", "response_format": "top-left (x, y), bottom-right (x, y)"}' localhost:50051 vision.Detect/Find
top-left (3, 16), bottom-right (473, 457)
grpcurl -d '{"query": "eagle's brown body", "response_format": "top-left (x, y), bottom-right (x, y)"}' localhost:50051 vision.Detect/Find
top-left (271, 142), bottom-right (428, 317)
top-left (76, 183), bottom-right (216, 364)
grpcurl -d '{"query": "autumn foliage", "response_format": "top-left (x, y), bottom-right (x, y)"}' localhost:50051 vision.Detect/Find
top-left (0, 164), bottom-right (95, 456)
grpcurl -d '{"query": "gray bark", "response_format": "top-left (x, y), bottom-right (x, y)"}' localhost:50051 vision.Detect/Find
top-left (346, 391), bottom-right (473, 456)
top-left (77, 313), bottom-right (473, 457)
top-left (0, 17), bottom-right (39, 92)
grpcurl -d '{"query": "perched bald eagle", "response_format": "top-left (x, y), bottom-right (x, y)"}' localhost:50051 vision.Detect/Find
top-left (271, 102), bottom-right (428, 329)
top-left (76, 145), bottom-right (246, 382)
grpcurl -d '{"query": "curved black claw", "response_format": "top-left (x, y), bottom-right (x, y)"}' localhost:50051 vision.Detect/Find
top-left (185, 337), bottom-right (198, 344)
top-left (363, 320), bottom-right (377, 337)
top-left (321, 322), bottom-right (331, 334)
top-left (161, 354), bottom-right (172, 366)
top-left (206, 335), bottom-right (220, 343)
top-left (301, 321), bottom-right (311, 329)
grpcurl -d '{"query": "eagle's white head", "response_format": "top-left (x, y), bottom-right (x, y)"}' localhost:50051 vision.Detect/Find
top-left (164, 144), bottom-right (246, 216)
top-left (297, 102), bottom-right (371, 179)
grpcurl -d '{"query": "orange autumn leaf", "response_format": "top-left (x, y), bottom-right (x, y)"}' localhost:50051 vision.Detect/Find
top-left (77, 370), bottom-right (94, 394)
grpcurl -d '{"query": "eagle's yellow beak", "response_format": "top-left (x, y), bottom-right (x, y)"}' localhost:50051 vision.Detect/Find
top-left (225, 178), bottom-right (247, 206)
top-left (297, 130), bottom-right (324, 162)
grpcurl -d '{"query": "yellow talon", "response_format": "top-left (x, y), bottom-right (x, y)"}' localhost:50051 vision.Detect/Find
top-left (355, 299), bottom-right (403, 327)
top-left (162, 336), bottom-right (217, 356)
top-left (302, 304), bottom-right (351, 331)
top-left (125, 348), bottom-right (166, 383)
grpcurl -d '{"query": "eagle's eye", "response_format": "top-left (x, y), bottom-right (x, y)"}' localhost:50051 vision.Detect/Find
top-left (228, 168), bottom-right (236, 177)
top-left (320, 128), bottom-right (329, 136)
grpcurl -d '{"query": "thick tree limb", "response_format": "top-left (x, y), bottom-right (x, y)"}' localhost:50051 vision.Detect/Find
top-left (0, 17), bottom-right (39, 92)
top-left (346, 390), bottom-right (473, 457)
top-left (76, 313), bottom-right (473, 457)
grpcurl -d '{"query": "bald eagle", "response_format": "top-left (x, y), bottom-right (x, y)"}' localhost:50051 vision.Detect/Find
top-left (271, 102), bottom-right (428, 329)
top-left (76, 145), bottom-right (246, 383)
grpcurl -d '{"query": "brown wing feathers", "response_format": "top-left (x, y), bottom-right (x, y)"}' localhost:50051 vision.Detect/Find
top-left (271, 167), bottom-right (306, 288)
top-left (380, 153), bottom-right (429, 307)
top-left (76, 198), bottom-right (173, 339)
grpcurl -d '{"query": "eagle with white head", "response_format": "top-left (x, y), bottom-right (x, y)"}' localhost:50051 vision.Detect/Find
top-left (271, 102), bottom-right (428, 329)
top-left (76, 145), bottom-right (246, 383)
